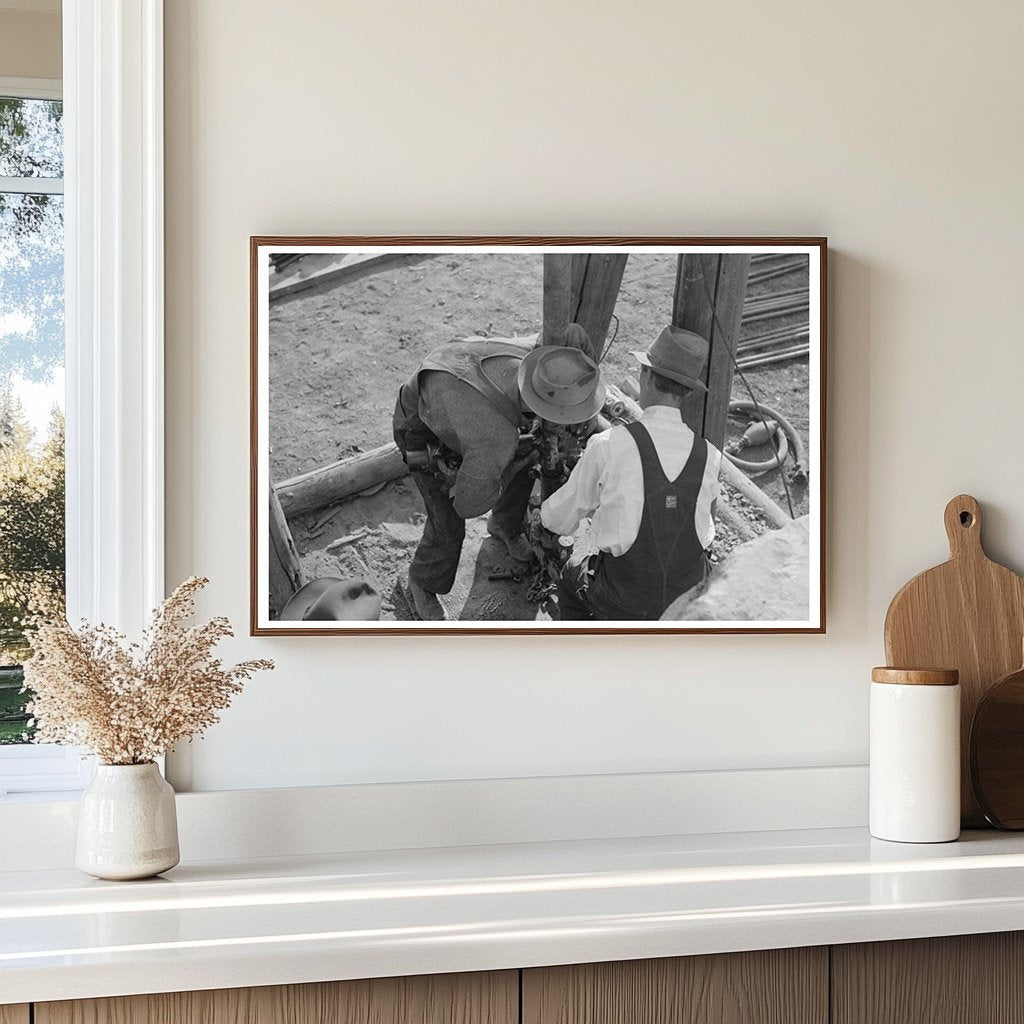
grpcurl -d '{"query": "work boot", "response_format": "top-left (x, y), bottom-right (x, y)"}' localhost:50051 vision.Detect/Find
top-left (486, 517), bottom-right (535, 565)
top-left (405, 572), bottom-right (446, 621)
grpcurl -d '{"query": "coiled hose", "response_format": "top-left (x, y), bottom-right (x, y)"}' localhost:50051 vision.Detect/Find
top-left (725, 400), bottom-right (808, 483)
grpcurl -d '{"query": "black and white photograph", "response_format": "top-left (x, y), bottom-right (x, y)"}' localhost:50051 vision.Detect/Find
top-left (251, 239), bottom-right (825, 634)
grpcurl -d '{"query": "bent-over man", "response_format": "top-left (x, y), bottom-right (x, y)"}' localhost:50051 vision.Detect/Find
top-left (393, 328), bottom-right (604, 620)
top-left (540, 325), bottom-right (722, 621)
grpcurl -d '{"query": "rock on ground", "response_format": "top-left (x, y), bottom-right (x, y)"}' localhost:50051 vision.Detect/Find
top-left (663, 516), bottom-right (810, 622)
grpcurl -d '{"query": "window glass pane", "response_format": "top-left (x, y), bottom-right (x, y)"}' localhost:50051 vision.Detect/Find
top-left (0, 185), bottom-right (65, 745)
top-left (0, 98), bottom-right (63, 179)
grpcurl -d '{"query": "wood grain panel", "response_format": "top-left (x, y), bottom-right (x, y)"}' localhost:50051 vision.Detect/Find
top-left (0, 1006), bottom-right (30, 1024)
top-left (36, 970), bottom-right (517, 1024)
top-left (522, 948), bottom-right (828, 1024)
top-left (884, 493), bottom-right (1024, 825)
top-left (832, 933), bottom-right (1024, 1024)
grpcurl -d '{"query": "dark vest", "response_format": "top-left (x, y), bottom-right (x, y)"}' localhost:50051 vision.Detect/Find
top-left (393, 337), bottom-right (533, 451)
top-left (589, 420), bottom-right (710, 620)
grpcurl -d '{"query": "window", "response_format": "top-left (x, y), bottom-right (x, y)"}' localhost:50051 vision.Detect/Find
top-left (0, 87), bottom-right (66, 739)
top-left (0, 79), bottom-right (80, 794)
top-left (0, 5), bottom-right (166, 798)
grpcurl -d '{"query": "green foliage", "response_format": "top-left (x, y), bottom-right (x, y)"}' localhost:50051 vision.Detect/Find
top-left (0, 390), bottom-right (65, 667)
top-left (0, 665), bottom-right (31, 743)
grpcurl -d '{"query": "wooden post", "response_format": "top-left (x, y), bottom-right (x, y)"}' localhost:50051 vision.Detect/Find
top-left (541, 255), bottom-right (573, 346)
top-left (570, 254), bottom-right (628, 361)
top-left (269, 487), bottom-right (305, 616)
top-left (672, 253), bottom-right (751, 449)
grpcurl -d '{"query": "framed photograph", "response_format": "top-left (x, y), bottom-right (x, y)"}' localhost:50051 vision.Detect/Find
top-left (251, 237), bottom-right (826, 635)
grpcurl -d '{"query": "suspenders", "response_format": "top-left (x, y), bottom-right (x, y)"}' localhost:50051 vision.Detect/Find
top-left (591, 421), bottom-right (709, 620)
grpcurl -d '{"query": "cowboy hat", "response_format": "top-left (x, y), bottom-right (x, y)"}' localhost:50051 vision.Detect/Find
top-left (518, 344), bottom-right (605, 425)
top-left (279, 577), bottom-right (382, 621)
top-left (632, 325), bottom-right (709, 393)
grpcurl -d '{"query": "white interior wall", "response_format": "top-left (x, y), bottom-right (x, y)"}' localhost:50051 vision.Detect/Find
top-left (163, 0), bottom-right (1024, 791)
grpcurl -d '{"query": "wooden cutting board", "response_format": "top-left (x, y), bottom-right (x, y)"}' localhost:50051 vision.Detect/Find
top-left (884, 494), bottom-right (1024, 826)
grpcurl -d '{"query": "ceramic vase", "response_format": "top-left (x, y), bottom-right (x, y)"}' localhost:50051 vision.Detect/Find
top-left (76, 762), bottom-right (180, 880)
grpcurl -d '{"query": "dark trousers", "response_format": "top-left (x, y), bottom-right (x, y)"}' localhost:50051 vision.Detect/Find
top-left (409, 465), bottom-right (535, 594)
top-left (556, 552), bottom-right (710, 621)
top-left (556, 553), bottom-right (607, 621)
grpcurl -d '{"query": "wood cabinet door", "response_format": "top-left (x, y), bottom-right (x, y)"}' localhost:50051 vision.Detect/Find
top-left (0, 1007), bottom-right (30, 1024)
top-left (35, 971), bottom-right (517, 1024)
top-left (523, 948), bottom-right (828, 1024)
top-left (832, 932), bottom-right (1024, 1024)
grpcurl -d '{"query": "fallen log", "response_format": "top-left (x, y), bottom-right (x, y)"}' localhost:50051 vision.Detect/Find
top-left (269, 252), bottom-right (416, 301)
top-left (604, 383), bottom-right (643, 422)
top-left (715, 499), bottom-right (758, 542)
top-left (276, 442), bottom-right (409, 517)
top-left (269, 487), bottom-right (305, 613)
top-left (719, 455), bottom-right (792, 529)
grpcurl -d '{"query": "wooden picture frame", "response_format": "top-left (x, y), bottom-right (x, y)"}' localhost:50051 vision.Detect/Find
top-left (251, 237), bottom-right (827, 635)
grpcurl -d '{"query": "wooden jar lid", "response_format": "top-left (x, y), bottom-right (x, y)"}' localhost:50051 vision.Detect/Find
top-left (871, 667), bottom-right (960, 686)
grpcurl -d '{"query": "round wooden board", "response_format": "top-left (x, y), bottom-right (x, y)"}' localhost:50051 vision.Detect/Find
top-left (971, 664), bottom-right (1024, 829)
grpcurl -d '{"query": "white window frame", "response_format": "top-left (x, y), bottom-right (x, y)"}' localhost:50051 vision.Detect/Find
top-left (0, 0), bottom-right (164, 797)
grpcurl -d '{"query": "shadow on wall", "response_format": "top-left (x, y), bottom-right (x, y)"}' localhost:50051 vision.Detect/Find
top-left (827, 250), bottom-right (872, 636)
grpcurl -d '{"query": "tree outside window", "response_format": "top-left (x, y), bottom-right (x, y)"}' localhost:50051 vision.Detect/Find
top-left (0, 94), bottom-right (65, 744)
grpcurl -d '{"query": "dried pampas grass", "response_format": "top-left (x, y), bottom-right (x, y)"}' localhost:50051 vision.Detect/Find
top-left (23, 577), bottom-right (273, 765)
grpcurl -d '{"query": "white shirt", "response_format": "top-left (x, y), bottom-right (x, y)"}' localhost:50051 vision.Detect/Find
top-left (540, 405), bottom-right (722, 556)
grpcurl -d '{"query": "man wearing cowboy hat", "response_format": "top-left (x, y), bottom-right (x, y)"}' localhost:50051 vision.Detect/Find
top-left (540, 325), bottom-right (722, 621)
top-left (393, 327), bottom-right (604, 620)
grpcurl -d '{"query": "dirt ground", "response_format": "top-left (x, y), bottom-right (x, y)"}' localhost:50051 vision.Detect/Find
top-left (268, 253), bottom-right (811, 621)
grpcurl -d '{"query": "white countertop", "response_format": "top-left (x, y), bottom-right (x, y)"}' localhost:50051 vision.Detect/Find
top-left (4, 826), bottom-right (1024, 1005)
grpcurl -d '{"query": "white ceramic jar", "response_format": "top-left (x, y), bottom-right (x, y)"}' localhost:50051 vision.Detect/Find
top-left (870, 667), bottom-right (961, 843)
top-left (76, 762), bottom-right (180, 880)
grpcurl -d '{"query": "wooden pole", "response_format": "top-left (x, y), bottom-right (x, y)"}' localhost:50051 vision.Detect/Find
top-left (269, 487), bottom-right (305, 615)
top-left (276, 442), bottom-right (409, 517)
top-left (672, 253), bottom-right (751, 450)
top-left (541, 254), bottom-right (573, 347)
top-left (569, 254), bottom-right (627, 361)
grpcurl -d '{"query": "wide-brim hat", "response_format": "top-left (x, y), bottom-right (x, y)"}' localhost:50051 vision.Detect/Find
top-left (632, 325), bottom-right (709, 394)
top-left (518, 344), bottom-right (606, 425)
top-left (280, 577), bottom-right (381, 621)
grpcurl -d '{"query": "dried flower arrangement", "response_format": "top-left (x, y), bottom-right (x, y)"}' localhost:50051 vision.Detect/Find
top-left (23, 577), bottom-right (273, 765)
